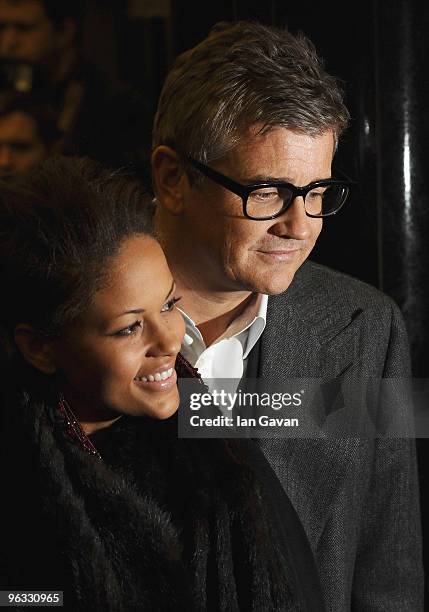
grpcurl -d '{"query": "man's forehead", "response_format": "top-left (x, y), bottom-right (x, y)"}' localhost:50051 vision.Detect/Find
top-left (0, 0), bottom-right (41, 7)
top-left (0, 0), bottom-right (45, 20)
top-left (228, 125), bottom-right (335, 167)
top-left (243, 123), bottom-right (334, 144)
top-left (0, 111), bottom-right (38, 137)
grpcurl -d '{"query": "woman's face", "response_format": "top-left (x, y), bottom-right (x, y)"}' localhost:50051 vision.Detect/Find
top-left (52, 235), bottom-right (185, 428)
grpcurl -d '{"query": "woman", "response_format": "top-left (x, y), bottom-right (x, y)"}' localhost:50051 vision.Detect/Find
top-left (0, 157), bottom-right (323, 611)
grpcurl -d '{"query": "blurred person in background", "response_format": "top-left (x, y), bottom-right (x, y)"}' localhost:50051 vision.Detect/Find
top-left (0, 0), bottom-right (109, 153)
top-left (0, 91), bottom-right (58, 175)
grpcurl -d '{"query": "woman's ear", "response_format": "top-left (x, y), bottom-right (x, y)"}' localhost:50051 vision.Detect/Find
top-left (151, 146), bottom-right (188, 214)
top-left (14, 325), bottom-right (57, 375)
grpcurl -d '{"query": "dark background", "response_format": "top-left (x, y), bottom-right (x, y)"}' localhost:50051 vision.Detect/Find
top-left (86, 0), bottom-right (429, 373)
top-left (83, 0), bottom-right (429, 602)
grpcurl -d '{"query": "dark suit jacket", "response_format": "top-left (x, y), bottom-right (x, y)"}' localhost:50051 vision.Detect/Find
top-left (248, 260), bottom-right (424, 611)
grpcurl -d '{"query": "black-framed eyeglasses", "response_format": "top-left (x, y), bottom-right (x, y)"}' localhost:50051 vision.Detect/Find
top-left (188, 156), bottom-right (356, 220)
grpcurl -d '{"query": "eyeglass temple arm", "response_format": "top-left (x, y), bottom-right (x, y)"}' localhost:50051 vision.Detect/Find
top-left (331, 167), bottom-right (358, 184)
top-left (187, 157), bottom-right (248, 198)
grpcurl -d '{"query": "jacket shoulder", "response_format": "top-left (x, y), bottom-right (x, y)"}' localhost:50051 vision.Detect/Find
top-left (266, 261), bottom-right (411, 376)
top-left (290, 261), bottom-right (399, 314)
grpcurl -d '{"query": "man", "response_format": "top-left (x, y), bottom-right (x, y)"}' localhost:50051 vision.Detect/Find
top-left (151, 21), bottom-right (424, 611)
top-left (0, 0), bottom-right (107, 153)
top-left (0, 0), bottom-right (77, 67)
top-left (0, 92), bottom-right (57, 175)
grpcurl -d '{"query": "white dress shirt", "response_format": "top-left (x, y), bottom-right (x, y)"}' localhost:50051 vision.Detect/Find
top-left (179, 294), bottom-right (268, 386)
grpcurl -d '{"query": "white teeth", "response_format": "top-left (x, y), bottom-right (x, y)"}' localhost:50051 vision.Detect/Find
top-left (134, 367), bottom-right (174, 383)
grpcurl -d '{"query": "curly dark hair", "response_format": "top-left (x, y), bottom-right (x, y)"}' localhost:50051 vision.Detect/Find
top-left (0, 155), bottom-right (153, 342)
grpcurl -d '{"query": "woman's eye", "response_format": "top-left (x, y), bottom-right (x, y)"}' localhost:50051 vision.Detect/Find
top-left (161, 296), bottom-right (181, 313)
top-left (115, 320), bottom-right (143, 336)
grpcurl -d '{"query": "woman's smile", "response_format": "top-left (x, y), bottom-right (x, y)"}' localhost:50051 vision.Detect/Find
top-left (133, 366), bottom-right (177, 389)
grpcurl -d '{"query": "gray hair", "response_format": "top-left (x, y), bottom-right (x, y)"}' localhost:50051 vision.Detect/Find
top-left (153, 21), bottom-right (350, 168)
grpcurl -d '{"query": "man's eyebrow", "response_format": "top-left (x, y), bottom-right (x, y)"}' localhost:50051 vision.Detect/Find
top-left (0, 20), bottom-right (35, 27)
top-left (239, 174), bottom-right (332, 184)
top-left (115, 281), bottom-right (176, 318)
top-left (239, 174), bottom-right (294, 183)
top-left (0, 139), bottom-right (32, 145)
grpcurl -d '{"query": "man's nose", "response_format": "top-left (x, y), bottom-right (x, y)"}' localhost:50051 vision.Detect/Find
top-left (0, 26), bottom-right (20, 55)
top-left (0, 146), bottom-right (13, 173)
top-left (270, 195), bottom-right (313, 240)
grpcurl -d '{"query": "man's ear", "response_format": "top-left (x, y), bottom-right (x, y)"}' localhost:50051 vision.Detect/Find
top-left (14, 325), bottom-right (57, 375)
top-left (151, 146), bottom-right (188, 214)
top-left (55, 18), bottom-right (77, 50)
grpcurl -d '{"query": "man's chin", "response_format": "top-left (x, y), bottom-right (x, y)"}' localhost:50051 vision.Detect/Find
top-left (241, 269), bottom-right (299, 295)
top-left (240, 250), bottom-right (309, 294)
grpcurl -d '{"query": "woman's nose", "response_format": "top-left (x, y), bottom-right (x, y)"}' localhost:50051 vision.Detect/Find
top-left (145, 315), bottom-right (184, 357)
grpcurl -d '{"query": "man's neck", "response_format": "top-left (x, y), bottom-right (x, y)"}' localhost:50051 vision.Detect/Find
top-left (177, 285), bottom-right (253, 347)
top-left (49, 47), bottom-right (77, 85)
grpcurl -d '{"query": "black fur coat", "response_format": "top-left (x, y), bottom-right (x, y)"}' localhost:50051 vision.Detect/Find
top-left (0, 359), bottom-right (302, 611)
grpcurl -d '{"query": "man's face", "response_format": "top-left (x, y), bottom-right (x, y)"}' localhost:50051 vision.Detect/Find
top-left (0, 110), bottom-right (47, 175)
top-left (0, 0), bottom-right (57, 63)
top-left (181, 126), bottom-right (334, 295)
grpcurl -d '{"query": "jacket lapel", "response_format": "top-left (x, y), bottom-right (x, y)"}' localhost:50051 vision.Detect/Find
top-left (252, 262), bottom-right (364, 550)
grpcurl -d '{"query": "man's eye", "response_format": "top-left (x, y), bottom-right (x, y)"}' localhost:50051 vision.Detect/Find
top-left (307, 190), bottom-right (324, 200)
top-left (17, 24), bottom-right (37, 33)
top-left (161, 296), bottom-right (181, 313)
top-left (11, 143), bottom-right (32, 153)
top-left (115, 320), bottom-right (143, 336)
top-left (249, 189), bottom-right (279, 202)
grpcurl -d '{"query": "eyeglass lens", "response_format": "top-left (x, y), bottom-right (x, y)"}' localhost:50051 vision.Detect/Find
top-left (246, 184), bottom-right (349, 218)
